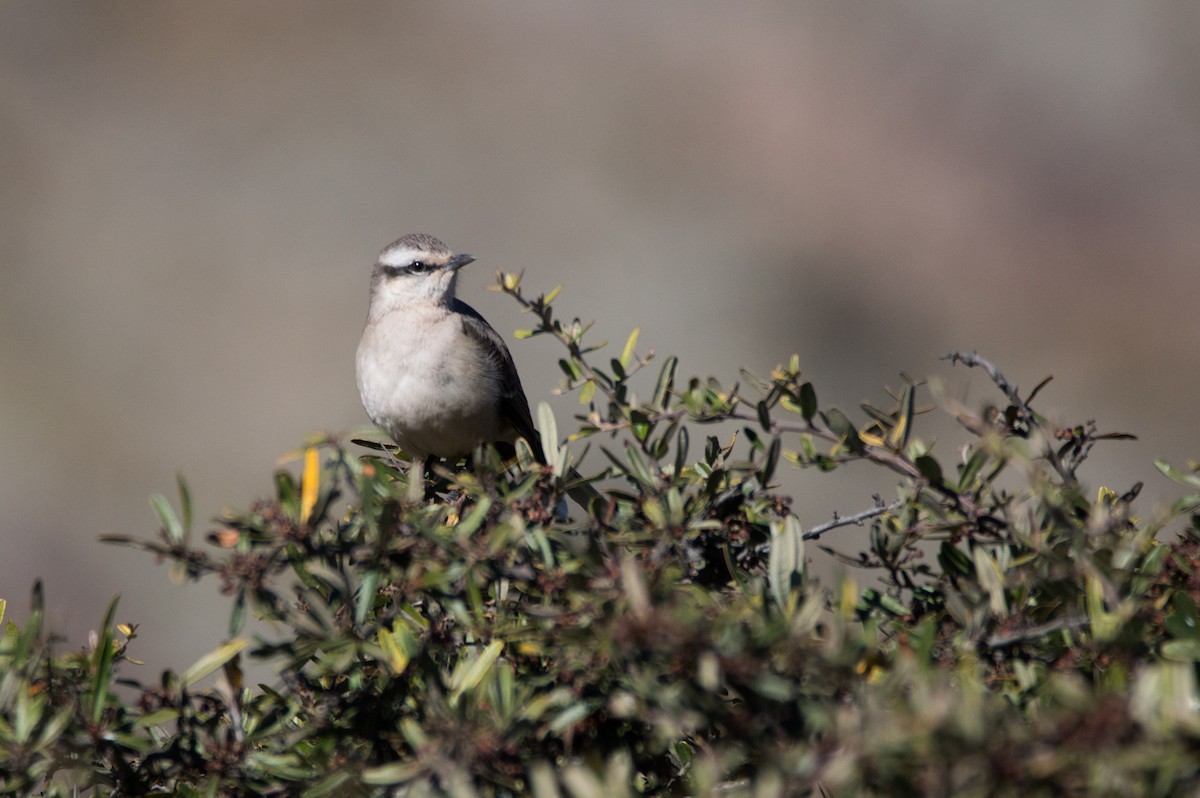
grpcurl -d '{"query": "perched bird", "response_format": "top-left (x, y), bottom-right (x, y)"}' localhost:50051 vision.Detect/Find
top-left (355, 234), bottom-right (598, 509)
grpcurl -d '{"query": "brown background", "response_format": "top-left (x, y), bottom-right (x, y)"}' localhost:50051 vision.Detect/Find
top-left (3, 3), bottom-right (1198, 675)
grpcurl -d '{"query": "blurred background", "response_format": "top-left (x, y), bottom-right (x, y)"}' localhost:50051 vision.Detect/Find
top-left (3, 2), bottom-right (1199, 675)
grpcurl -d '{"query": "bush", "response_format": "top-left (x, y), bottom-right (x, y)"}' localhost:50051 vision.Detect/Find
top-left (4, 273), bottom-right (1200, 796)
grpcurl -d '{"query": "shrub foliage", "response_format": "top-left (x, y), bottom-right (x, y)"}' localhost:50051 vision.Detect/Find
top-left (4, 274), bottom-right (1200, 796)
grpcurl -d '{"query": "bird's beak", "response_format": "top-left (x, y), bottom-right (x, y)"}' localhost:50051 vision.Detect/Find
top-left (448, 253), bottom-right (475, 271)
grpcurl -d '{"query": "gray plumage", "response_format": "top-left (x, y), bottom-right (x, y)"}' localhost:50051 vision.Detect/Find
top-left (355, 233), bottom-right (544, 462)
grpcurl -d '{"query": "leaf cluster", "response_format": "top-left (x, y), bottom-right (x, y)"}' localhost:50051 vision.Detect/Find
top-left (5, 277), bottom-right (1200, 796)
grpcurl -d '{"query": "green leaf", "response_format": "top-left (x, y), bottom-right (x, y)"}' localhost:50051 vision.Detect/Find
top-left (362, 760), bottom-right (423, 786)
top-left (759, 436), bottom-right (781, 484)
top-left (449, 641), bottom-right (504, 707)
top-left (35, 708), bottom-right (73, 750)
top-left (579, 379), bottom-right (596, 405)
top-left (176, 473), bottom-right (192, 537)
top-left (623, 444), bottom-right (657, 488)
top-left (90, 596), bottom-right (121, 726)
top-left (1155, 459), bottom-right (1200, 488)
top-left (631, 409), bottom-right (655, 443)
top-left (1161, 639), bottom-right (1200, 662)
top-left (798, 382), bottom-right (817, 421)
top-left (549, 701), bottom-right (593, 733)
top-left (858, 588), bottom-right (907, 616)
top-left (379, 620), bottom-right (421, 674)
top-left (183, 639), bottom-right (249, 687)
top-left (1165, 593), bottom-right (1200, 640)
top-left (150, 494), bottom-right (184, 545)
top-left (768, 516), bottom-right (805, 611)
top-left (957, 448), bottom-right (990, 491)
top-left (134, 708), bottom-right (182, 728)
top-left (653, 356), bottom-right (678, 410)
top-left (536, 401), bottom-right (561, 470)
top-left (822, 408), bottom-right (864, 454)
top-left (973, 548), bottom-right (1007, 615)
top-left (14, 685), bottom-right (45, 744)
top-left (229, 590), bottom-right (247, 636)
top-left (274, 470), bottom-right (300, 517)
top-left (1086, 575), bottom-right (1120, 642)
top-left (915, 454), bottom-right (944, 484)
top-left (302, 771), bottom-right (356, 798)
top-left (356, 570), bottom-right (380, 627)
top-left (559, 358), bottom-right (581, 381)
top-left (939, 542), bottom-right (973, 577)
top-left (673, 426), bottom-right (690, 478)
top-left (756, 400), bottom-right (772, 431)
top-left (399, 717), bottom-right (429, 748)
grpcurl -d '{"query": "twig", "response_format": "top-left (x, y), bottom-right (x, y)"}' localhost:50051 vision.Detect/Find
top-left (804, 498), bottom-right (902, 540)
top-left (942, 350), bottom-right (1075, 485)
top-left (941, 351), bottom-right (1026, 414)
top-left (983, 614), bottom-right (1089, 649)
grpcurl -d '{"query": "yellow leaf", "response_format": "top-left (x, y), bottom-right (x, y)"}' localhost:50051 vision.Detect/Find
top-left (379, 626), bottom-right (411, 673)
top-left (859, 430), bottom-right (886, 447)
top-left (620, 327), bottom-right (640, 369)
top-left (300, 447), bottom-right (319, 525)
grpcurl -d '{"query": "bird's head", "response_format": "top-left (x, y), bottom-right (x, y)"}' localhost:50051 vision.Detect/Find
top-left (367, 233), bottom-right (475, 316)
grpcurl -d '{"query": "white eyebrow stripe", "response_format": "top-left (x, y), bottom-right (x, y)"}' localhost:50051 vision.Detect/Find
top-left (378, 247), bottom-right (423, 268)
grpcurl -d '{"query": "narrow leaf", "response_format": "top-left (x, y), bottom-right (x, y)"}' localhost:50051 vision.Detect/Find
top-left (183, 639), bottom-right (249, 687)
top-left (89, 597), bottom-right (121, 726)
top-left (620, 327), bottom-right (640, 369)
top-left (624, 444), bottom-right (657, 488)
top-left (300, 447), bottom-right (319, 525)
top-left (887, 383), bottom-right (914, 450)
top-left (653, 356), bottom-right (678, 410)
top-left (150, 494), bottom-right (184, 545)
top-left (536, 401), bottom-right (561, 470)
top-left (973, 548), bottom-right (1007, 616)
top-left (175, 473), bottom-right (192, 537)
top-left (449, 641), bottom-right (504, 706)
top-left (356, 570), bottom-right (380, 627)
top-left (768, 516), bottom-right (805, 611)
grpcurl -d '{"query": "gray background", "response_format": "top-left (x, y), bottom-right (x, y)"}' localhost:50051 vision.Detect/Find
top-left (3, 3), bottom-right (1198, 675)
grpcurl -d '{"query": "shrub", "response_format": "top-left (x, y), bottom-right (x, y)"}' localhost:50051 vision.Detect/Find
top-left (4, 273), bottom-right (1200, 796)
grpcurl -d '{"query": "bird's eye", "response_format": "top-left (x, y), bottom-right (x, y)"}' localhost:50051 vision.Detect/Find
top-left (408, 261), bottom-right (428, 274)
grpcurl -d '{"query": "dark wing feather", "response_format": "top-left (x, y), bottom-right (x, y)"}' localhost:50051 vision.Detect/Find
top-left (454, 300), bottom-right (546, 464)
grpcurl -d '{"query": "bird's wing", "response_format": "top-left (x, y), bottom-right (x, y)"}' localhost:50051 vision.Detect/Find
top-left (454, 300), bottom-right (546, 464)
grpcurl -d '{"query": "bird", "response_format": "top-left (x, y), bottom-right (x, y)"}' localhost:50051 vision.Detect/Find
top-left (355, 233), bottom-right (598, 509)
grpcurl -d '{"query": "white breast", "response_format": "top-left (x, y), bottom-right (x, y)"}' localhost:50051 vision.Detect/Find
top-left (355, 306), bottom-right (504, 458)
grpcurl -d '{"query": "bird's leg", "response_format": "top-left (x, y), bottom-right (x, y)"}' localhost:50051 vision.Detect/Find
top-left (382, 443), bottom-right (406, 472)
top-left (405, 456), bottom-right (428, 504)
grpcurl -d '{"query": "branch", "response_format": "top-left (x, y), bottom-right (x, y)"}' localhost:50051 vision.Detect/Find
top-left (982, 614), bottom-right (1089, 649)
top-left (941, 351), bottom-right (1026, 413)
top-left (804, 497), bottom-right (902, 540)
top-left (942, 350), bottom-right (1076, 486)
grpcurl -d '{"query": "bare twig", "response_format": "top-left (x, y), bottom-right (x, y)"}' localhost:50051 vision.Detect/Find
top-left (983, 614), bottom-right (1089, 649)
top-left (942, 350), bottom-right (1076, 485)
top-left (941, 351), bottom-right (1027, 414)
top-left (804, 497), bottom-right (902, 540)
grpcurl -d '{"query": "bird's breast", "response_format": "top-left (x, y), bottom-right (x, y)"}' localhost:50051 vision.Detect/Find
top-left (355, 308), bottom-right (504, 458)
